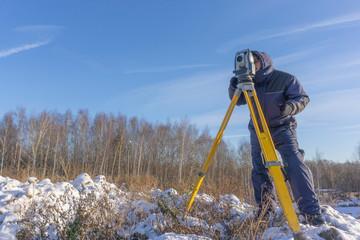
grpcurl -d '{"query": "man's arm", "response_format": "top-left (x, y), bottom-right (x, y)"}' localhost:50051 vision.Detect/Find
top-left (282, 76), bottom-right (309, 116)
top-left (228, 77), bottom-right (247, 106)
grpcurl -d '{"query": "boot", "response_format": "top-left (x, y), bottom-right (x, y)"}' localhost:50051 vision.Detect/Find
top-left (302, 213), bottom-right (325, 226)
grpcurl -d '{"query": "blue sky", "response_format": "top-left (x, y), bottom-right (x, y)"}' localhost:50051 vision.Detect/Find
top-left (1, 1), bottom-right (360, 162)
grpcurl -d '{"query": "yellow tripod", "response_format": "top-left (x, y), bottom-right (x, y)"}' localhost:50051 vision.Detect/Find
top-left (185, 51), bottom-right (306, 239)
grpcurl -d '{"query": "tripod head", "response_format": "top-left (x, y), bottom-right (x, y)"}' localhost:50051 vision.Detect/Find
top-left (233, 49), bottom-right (256, 82)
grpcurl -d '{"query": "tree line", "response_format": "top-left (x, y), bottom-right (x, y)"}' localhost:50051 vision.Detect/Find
top-left (0, 108), bottom-right (359, 199)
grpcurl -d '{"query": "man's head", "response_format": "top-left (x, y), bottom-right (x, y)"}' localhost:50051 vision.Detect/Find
top-left (253, 54), bottom-right (261, 73)
top-left (251, 51), bottom-right (274, 84)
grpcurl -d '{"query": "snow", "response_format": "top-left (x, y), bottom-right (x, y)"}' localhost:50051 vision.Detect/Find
top-left (0, 173), bottom-right (359, 239)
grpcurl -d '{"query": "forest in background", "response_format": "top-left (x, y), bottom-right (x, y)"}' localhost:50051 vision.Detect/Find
top-left (0, 108), bottom-right (359, 202)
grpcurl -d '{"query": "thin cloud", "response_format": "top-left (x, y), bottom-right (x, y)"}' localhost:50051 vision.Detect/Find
top-left (107, 70), bottom-right (231, 122)
top-left (337, 125), bottom-right (360, 130)
top-left (218, 12), bottom-right (360, 53)
top-left (0, 40), bottom-right (51, 58)
top-left (300, 88), bottom-right (360, 128)
top-left (189, 106), bottom-right (249, 131)
top-left (260, 12), bottom-right (360, 40)
top-left (344, 131), bottom-right (360, 135)
top-left (124, 64), bottom-right (215, 73)
top-left (273, 49), bottom-right (318, 66)
top-left (111, 70), bottom-right (228, 106)
top-left (190, 109), bottom-right (232, 129)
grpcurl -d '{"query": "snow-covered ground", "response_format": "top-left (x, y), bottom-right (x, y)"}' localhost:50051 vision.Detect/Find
top-left (0, 173), bottom-right (359, 239)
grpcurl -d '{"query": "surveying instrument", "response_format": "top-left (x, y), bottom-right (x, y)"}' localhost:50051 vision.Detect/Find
top-left (186, 49), bottom-right (307, 239)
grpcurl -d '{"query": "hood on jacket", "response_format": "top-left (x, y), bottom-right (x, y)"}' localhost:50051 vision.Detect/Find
top-left (252, 51), bottom-right (274, 84)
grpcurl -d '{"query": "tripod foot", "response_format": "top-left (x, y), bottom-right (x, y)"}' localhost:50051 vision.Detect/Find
top-left (293, 231), bottom-right (309, 240)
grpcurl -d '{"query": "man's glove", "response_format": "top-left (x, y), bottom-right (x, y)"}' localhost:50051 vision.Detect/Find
top-left (230, 77), bottom-right (239, 89)
top-left (280, 103), bottom-right (294, 116)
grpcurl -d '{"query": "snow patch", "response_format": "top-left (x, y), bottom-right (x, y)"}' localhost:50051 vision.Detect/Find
top-left (0, 173), bottom-right (359, 239)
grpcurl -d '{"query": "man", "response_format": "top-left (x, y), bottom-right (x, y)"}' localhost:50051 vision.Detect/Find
top-left (228, 50), bottom-right (325, 226)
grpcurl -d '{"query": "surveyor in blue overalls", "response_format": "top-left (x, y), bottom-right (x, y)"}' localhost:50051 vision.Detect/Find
top-left (228, 51), bottom-right (325, 226)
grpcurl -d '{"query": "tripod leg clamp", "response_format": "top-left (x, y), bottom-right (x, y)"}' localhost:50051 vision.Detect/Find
top-left (261, 152), bottom-right (283, 167)
top-left (266, 161), bottom-right (283, 167)
top-left (199, 172), bottom-right (206, 177)
top-left (237, 82), bottom-right (255, 91)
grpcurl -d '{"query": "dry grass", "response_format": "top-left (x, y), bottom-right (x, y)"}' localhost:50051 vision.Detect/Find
top-left (154, 192), bottom-right (285, 240)
top-left (2, 165), bottom-right (252, 201)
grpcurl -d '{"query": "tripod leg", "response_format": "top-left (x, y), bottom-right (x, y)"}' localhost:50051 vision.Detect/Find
top-left (243, 89), bottom-right (301, 233)
top-left (186, 88), bottom-right (241, 213)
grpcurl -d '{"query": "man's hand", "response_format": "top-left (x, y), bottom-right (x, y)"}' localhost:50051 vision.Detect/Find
top-left (280, 103), bottom-right (294, 116)
top-left (230, 77), bottom-right (238, 89)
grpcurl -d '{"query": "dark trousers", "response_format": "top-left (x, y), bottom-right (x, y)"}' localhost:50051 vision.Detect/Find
top-left (249, 124), bottom-right (320, 215)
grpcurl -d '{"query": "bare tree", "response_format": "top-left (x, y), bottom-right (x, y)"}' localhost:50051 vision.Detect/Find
top-left (28, 111), bottom-right (51, 176)
top-left (15, 108), bottom-right (26, 172)
top-left (41, 113), bottom-right (53, 178)
top-left (52, 122), bottom-right (61, 178)
top-left (77, 110), bottom-right (90, 172)
top-left (237, 139), bottom-right (252, 196)
top-left (111, 115), bottom-right (127, 178)
top-left (0, 113), bottom-right (15, 174)
top-left (174, 119), bottom-right (188, 184)
top-left (313, 148), bottom-right (323, 190)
